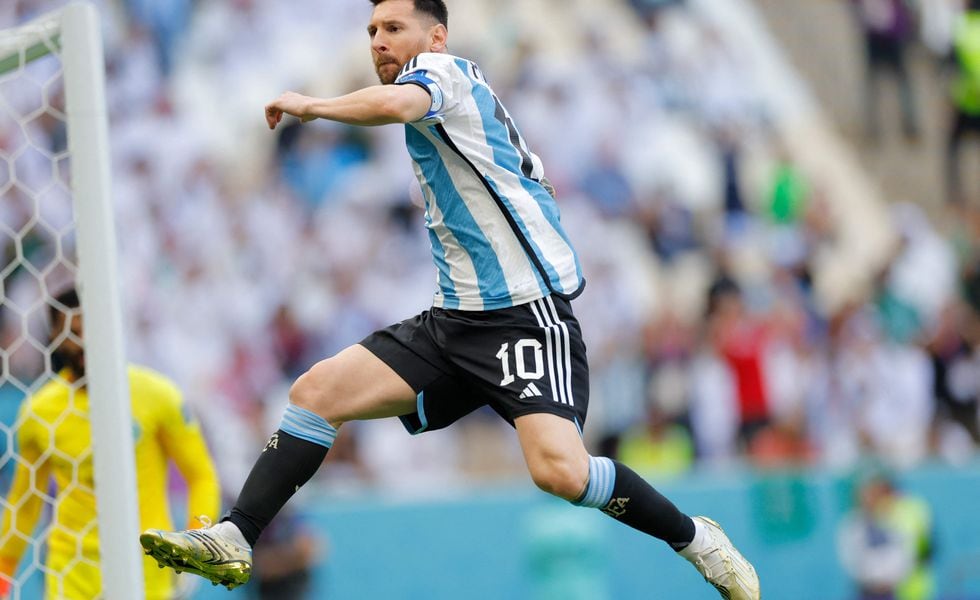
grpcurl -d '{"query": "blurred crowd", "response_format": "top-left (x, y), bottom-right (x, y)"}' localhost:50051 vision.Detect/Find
top-left (849, 0), bottom-right (980, 205)
top-left (1, 0), bottom-right (980, 501)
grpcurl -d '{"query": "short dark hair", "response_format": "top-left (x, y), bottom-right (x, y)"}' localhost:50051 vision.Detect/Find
top-left (370, 0), bottom-right (448, 28)
top-left (49, 287), bottom-right (81, 326)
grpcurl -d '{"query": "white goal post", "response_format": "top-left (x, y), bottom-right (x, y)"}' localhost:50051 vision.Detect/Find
top-left (0, 3), bottom-right (143, 599)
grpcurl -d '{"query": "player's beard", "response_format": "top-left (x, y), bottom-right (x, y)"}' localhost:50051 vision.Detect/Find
top-left (52, 346), bottom-right (85, 380)
top-left (375, 55), bottom-right (402, 85)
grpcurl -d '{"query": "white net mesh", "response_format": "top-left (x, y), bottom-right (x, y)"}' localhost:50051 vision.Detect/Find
top-left (0, 11), bottom-right (92, 599)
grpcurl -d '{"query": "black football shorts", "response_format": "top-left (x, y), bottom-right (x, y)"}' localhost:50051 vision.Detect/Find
top-left (359, 295), bottom-right (589, 435)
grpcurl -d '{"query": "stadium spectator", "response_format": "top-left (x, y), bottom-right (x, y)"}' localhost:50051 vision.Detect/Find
top-left (947, 0), bottom-right (980, 204)
top-left (707, 277), bottom-right (773, 447)
top-left (616, 392), bottom-right (695, 477)
top-left (251, 507), bottom-right (322, 600)
top-left (747, 414), bottom-right (815, 468)
top-left (837, 471), bottom-right (936, 600)
top-left (925, 302), bottom-right (980, 449)
top-left (919, 0), bottom-right (960, 61)
top-left (765, 149), bottom-right (809, 226)
top-left (851, 0), bottom-right (921, 140)
top-left (0, 289), bottom-right (221, 599)
top-left (688, 330), bottom-right (740, 465)
top-left (121, 0), bottom-right (192, 75)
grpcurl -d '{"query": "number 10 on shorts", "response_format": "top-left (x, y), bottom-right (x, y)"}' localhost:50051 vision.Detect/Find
top-left (496, 339), bottom-right (544, 386)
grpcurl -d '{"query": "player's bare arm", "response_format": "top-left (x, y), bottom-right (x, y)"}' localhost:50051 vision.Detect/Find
top-left (264, 84), bottom-right (431, 129)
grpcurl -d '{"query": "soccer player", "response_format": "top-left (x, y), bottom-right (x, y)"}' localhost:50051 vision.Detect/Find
top-left (140, 1), bottom-right (760, 597)
top-left (0, 289), bottom-right (221, 599)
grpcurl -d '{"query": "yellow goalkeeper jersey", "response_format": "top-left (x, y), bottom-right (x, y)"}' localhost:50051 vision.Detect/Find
top-left (0, 366), bottom-right (221, 600)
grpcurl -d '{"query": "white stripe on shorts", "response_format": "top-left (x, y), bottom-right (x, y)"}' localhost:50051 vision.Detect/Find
top-left (528, 299), bottom-right (563, 405)
top-left (529, 298), bottom-right (573, 407)
top-left (546, 296), bottom-right (575, 409)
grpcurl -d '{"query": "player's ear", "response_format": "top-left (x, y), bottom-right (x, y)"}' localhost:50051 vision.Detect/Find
top-left (429, 23), bottom-right (447, 52)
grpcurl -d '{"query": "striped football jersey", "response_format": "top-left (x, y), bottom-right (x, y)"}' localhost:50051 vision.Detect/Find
top-left (395, 52), bottom-right (584, 311)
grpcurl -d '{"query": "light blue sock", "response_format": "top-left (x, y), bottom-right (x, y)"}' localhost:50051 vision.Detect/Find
top-left (278, 404), bottom-right (337, 449)
top-left (572, 456), bottom-right (616, 508)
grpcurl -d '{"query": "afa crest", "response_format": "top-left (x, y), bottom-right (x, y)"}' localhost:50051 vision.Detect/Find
top-left (602, 496), bottom-right (630, 518)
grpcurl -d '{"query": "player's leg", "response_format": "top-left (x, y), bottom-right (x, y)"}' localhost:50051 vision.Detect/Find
top-left (515, 413), bottom-right (760, 600)
top-left (141, 343), bottom-right (420, 588)
top-left (225, 343), bottom-right (418, 547)
top-left (444, 295), bottom-right (758, 599)
top-left (141, 313), bottom-right (451, 588)
top-left (452, 295), bottom-right (695, 545)
top-left (515, 413), bottom-right (697, 548)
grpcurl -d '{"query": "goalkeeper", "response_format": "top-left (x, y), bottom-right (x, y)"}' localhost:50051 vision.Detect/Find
top-left (0, 288), bottom-right (221, 600)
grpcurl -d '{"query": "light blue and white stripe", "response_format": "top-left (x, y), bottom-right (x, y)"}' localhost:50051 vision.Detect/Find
top-left (398, 52), bottom-right (583, 310)
top-left (574, 456), bottom-right (616, 508)
top-left (279, 404), bottom-right (337, 449)
top-left (408, 125), bottom-right (510, 307)
top-left (459, 58), bottom-right (583, 294)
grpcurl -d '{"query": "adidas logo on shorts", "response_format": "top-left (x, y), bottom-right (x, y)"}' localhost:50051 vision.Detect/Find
top-left (519, 383), bottom-right (543, 399)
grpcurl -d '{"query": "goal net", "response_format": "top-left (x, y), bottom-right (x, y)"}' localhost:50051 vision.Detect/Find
top-left (0, 4), bottom-right (142, 599)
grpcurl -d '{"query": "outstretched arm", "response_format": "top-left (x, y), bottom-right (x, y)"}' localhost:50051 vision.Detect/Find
top-left (156, 387), bottom-right (220, 529)
top-left (264, 84), bottom-right (432, 129)
top-left (164, 424), bottom-right (221, 530)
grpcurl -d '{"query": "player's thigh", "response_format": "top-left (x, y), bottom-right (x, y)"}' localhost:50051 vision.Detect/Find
top-left (515, 412), bottom-right (589, 500)
top-left (290, 344), bottom-right (417, 426)
top-left (400, 374), bottom-right (487, 435)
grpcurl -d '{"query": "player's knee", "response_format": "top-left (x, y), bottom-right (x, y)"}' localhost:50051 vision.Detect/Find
top-left (288, 371), bottom-right (320, 412)
top-left (529, 456), bottom-right (589, 501)
top-left (289, 358), bottom-right (344, 421)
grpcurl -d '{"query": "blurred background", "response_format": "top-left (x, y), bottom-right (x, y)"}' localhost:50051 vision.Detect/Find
top-left (3, 0), bottom-right (980, 598)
